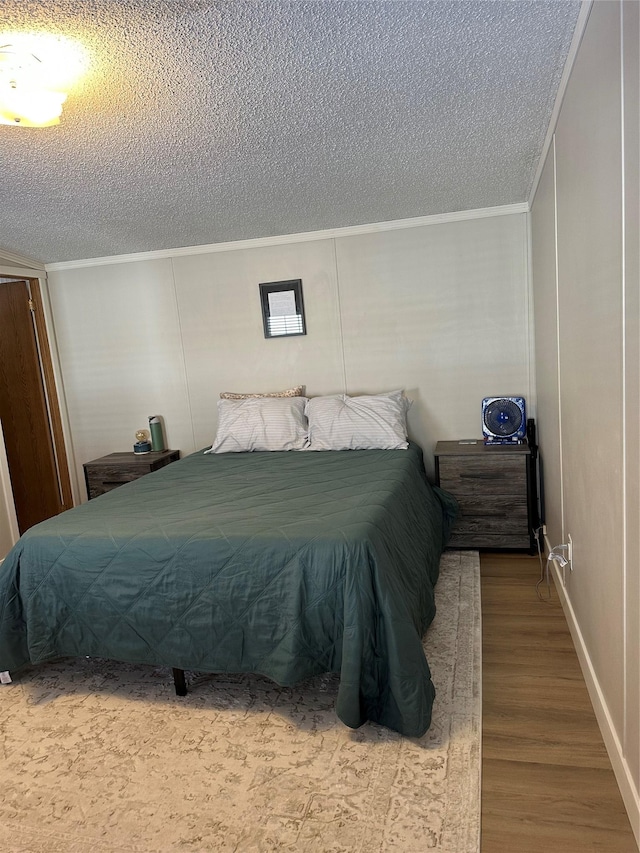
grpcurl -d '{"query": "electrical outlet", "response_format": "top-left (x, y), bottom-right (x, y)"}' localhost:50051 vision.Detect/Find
top-left (568, 534), bottom-right (573, 569)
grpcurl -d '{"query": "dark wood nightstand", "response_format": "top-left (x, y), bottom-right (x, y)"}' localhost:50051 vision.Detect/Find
top-left (83, 450), bottom-right (180, 499)
top-left (434, 440), bottom-right (536, 552)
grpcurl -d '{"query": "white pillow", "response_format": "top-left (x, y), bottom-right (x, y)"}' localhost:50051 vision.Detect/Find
top-left (306, 390), bottom-right (411, 451)
top-left (206, 397), bottom-right (309, 453)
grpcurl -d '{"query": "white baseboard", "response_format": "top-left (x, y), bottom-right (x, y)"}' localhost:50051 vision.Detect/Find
top-left (549, 560), bottom-right (640, 848)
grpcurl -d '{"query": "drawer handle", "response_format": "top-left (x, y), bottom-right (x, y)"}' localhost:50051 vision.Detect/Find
top-left (460, 472), bottom-right (506, 480)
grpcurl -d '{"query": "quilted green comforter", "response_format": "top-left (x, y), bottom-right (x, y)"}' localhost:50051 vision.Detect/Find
top-left (0, 443), bottom-right (456, 736)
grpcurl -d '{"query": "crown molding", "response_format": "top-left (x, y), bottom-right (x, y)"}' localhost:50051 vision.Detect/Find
top-left (45, 202), bottom-right (529, 272)
top-left (0, 265), bottom-right (48, 279)
top-left (0, 249), bottom-right (46, 271)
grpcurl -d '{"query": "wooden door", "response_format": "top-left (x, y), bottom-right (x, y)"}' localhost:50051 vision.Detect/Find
top-left (0, 280), bottom-right (64, 532)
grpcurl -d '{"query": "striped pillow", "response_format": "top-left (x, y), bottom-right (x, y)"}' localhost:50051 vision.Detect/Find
top-left (306, 391), bottom-right (411, 451)
top-left (207, 397), bottom-right (309, 453)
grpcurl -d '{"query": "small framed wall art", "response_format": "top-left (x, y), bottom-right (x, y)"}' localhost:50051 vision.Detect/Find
top-left (259, 279), bottom-right (306, 339)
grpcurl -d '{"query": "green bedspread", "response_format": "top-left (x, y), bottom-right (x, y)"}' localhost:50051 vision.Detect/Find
top-left (0, 443), bottom-right (456, 736)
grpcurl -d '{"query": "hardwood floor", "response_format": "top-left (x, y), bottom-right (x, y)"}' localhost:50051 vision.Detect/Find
top-left (480, 552), bottom-right (638, 852)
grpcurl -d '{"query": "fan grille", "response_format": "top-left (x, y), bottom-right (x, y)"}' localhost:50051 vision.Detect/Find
top-left (483, 399), bottom-right (523, 437)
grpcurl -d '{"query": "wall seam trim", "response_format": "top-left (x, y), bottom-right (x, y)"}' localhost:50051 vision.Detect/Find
top-left (169, 258), bottom-right (197, 453)
top-left (552, 135), bottom-right (565, 540)
top-left (618, 0), bottom-right (627, 750)
top-left (524, 212), bottom-right (535, 412)
top-left (331, 239), bottom-right (348, 395)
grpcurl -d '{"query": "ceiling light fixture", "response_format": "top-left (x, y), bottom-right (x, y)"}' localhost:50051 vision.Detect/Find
top-left (0, 47), bottom-right (67, 126)
top-left (0, 34), bottom-right (88, 128)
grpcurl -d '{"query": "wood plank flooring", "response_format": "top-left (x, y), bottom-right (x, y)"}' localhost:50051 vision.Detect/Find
top-left (480, 552), bottom-right (638, 852)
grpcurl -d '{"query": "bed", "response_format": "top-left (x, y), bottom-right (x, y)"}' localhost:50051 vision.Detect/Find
top-left (0, 443), bottom-right (455, 737)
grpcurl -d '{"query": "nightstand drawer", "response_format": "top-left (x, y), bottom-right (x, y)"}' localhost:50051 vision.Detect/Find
top-left (448, 531), bottom-right (532, 550)
top-left (85, 467), bottom-right (140, 498)
top-left (454, 495), bottom-right (528, 519)
top-left (438, 456), bottom-right (526, 494)
top-left (452, 512), bottom-right (527, 535)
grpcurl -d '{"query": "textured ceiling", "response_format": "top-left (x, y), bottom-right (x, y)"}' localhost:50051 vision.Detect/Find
top-left (0, 1), bottom-right (582, 265)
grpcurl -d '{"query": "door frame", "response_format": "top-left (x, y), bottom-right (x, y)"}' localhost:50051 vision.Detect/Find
top-left (0, 269), bottom-right (75, 537)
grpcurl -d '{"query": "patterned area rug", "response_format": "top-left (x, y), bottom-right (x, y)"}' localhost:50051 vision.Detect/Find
top-left (0, 550), bottom-right (480, 853)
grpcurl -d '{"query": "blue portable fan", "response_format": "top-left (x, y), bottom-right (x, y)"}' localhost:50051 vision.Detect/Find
top-left (482, 397), bottom-right (526, 443)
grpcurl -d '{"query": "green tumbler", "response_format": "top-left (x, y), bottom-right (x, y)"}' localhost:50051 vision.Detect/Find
top-left (149, 416), bottom-right (165, 452)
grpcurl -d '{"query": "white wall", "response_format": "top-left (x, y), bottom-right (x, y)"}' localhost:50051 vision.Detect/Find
top-left (46, 209), bottom-right (531, 488)
top-left (0, 420), bottom-right (19, 559)
top-left (173, 239), bottom-right (346, 452)
top-left (335, 216), bottom-right (531, 461)
top-left (531, 0), bottom-right (639, 841)
top-left (622, 0), bottom-right (640, 822)
top-left (46, 259), bottom-right (195, 473)
top-left (531, 146), bottom-right (563, 550)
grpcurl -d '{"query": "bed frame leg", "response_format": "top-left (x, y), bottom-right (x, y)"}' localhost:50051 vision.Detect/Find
top-left (172, 667), bottom-right (187, 696)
